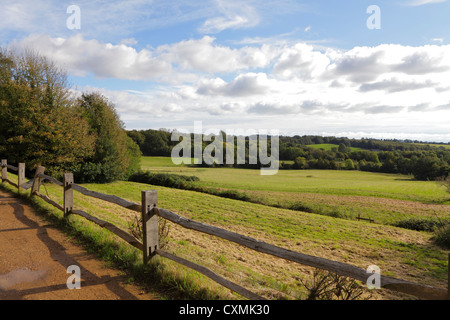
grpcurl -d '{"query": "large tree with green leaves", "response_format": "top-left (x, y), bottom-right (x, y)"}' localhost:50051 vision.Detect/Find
top-left (74, 92), bottom-right (141, 182)
top-left (0, 48), bottom-right (95, 176)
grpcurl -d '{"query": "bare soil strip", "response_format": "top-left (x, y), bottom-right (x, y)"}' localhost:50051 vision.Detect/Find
top-left (0, 189), bottom-right (157, 300)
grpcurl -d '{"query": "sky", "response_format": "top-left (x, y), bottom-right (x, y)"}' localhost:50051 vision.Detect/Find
top-left (1, 0), bottom-right (450, 142)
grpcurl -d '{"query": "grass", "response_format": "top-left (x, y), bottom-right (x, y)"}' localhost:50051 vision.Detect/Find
top-left (141, 156), bottom-right (198, 168)
top-left (68, 180), bottom-right (450, 297)
top-left (141, 157), bottom-right (448, 202)
top-left (2, 161), bottom-right (449, 300)
top-left (411, 143), bottom-right (450, 150)
top-left (306, 143), bottom-right (364, 151)
top-left (141, 156), bottom-right (450, 226)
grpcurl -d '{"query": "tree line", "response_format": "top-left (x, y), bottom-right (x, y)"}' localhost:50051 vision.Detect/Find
top-left (127, 129), bottom-right (450, 181)
top-left (0, 48), bottom-right (141, 183)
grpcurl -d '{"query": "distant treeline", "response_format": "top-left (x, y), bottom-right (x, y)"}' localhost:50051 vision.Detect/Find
top-left (127, 129), bottom-right (450, 181)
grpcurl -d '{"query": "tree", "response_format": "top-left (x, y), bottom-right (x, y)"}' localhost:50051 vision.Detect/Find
top-left (294, 156), bottom-right (307, 169)
top-left (140, 129), bottom-right (171, 156)
top-left (344, 158), bottom-right (355, 170)
top-left (338, 143), bottom-right (348, 153)
top-left (411, 155), bottom-right (446, 180)
top-left (75, 92), bottom-right (141, 182)
top-left (0, 48), bottom-right (95, 176)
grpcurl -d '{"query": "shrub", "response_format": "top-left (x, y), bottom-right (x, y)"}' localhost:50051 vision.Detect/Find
top-left (433, 224), bottom-right (450, 249)
top-left (393, 218), bottom-right (446, 232)
top-left (300, 268), bottom-right (369, 300)
top-left (288, 202), bottom-right (315, 213)
top-left (128, 171), bottom-right (199, 189)
top-left (206, 189), bottom-right (251, 202)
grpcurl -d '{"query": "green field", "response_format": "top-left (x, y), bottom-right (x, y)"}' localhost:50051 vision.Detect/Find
top-left (141, 156), bottom-right (450, 226)
top-left (411, 143), bottom-right (450, 149)
top-left (141, 157), bottom-right (449, 202)
top-left (3, 158), bottom-right (448, 300)
top-left (306, 143), bottom-right (364, 151)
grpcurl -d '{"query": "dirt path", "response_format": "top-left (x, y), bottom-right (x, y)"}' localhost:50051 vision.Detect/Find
top-left (0, 189), bottom-right (158, 300)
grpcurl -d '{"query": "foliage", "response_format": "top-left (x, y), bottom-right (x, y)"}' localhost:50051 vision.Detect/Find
top-left (127, 128), bottom-right (450, 181)
top-left (73, 92), bottom-right (141, 183)
top-left (0, 48), bottom-right (95, 175)
top-left (393, 218), bottom-right (447, 232)
top-left (128, 170), bottom-right (199, 189)
top-left (0, 48), bottom-right (140, 183)
top-left (127, 129), bottom-right (173, 156)
top-left (433, 224), bottom-right (450, 249)
top-left (127, 213), bottom-right (170, 249)
top-left (436, 176), bottom-right (450, 193)
top-left (300, 268), bottom-right (369, 300)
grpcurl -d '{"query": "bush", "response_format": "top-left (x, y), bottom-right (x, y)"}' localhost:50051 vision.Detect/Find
top-left (393, 218), bottom-right (446, 232)
top-left (433, 224), bottom-right (450, 249)
top-left (300, 268), bottom-right (369, 300)
top-left (205, 189), bottom-right (251, 202)
top-left (128, 171), bottom-right (199, 189)
top-left (71, 162), bottom-right (104, 183)
top-left (288, 202), bottom-right (315, 213)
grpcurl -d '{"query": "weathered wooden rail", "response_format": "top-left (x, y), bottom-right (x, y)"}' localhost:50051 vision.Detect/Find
top-left (1, 159), bottom-right (449, 300)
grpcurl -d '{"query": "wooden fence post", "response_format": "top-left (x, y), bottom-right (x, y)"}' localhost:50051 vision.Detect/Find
top-left (63, 173), bottom-right (74, 217)
top-left (141, 190), bottom-right (159, 264)
top-left (31, 166), bottom-right (45, 195)
top-left (18, 163), bottom-right (25, 192)
top-left (1, 159), bottom-right (7, 182)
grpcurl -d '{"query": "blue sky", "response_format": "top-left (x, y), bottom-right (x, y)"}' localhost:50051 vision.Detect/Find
top-left (1, 0), bottom-right (450, 141)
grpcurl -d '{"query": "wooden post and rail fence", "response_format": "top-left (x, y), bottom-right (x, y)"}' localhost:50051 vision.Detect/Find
top-left (1, 159), bottom-right (449, 300)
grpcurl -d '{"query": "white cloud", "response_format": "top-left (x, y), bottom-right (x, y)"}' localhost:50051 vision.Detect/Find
top-left (432, 38), bottom-right (444, 44)
top-left (12, 34), bottom-right (280, 80)
top-left (358, 78), bottom-right (437, 93)
top-left (197, 73), bottom-right (273, 97)
top-left (273, 43), bottom-right (330, 79)
top-left (157, 36), bottom-right (268, 73)
top-left (8, 33), bottom-right (450, 139)
top-left (12, 34), bottom-right (172, 80)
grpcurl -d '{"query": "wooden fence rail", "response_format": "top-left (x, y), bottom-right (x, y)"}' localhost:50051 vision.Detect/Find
top-left (0, 159), bottom-right (449, 300)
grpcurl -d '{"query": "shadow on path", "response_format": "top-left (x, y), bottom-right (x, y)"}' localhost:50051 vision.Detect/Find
top-left (0, 191), bottom-right (154, 300)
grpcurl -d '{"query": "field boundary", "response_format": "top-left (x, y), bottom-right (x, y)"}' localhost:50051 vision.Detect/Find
top-left (1, 159), bottom-right (449, 300)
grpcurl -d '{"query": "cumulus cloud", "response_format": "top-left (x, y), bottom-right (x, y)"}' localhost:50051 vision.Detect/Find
top-left (247, 101), bottom-right (301, 115)
top-left (392, 49), bottom-right (450, 75)
top-left (9, 33), bottom-right (450, 130)
top-left (13, 34), bottom-right (172, 80)
top-left (197, 73), bottom-right (272, 97)
top-left (327, 47), bottom-right (389, 83)
top-left (273, 43), bottom-right (330, 80)
top-left (157, 36), bottom-right (271, 73)
top-left (359, 78), bottom-right (437, 93)
top-left (12, 34), bottom-right (281, 80)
